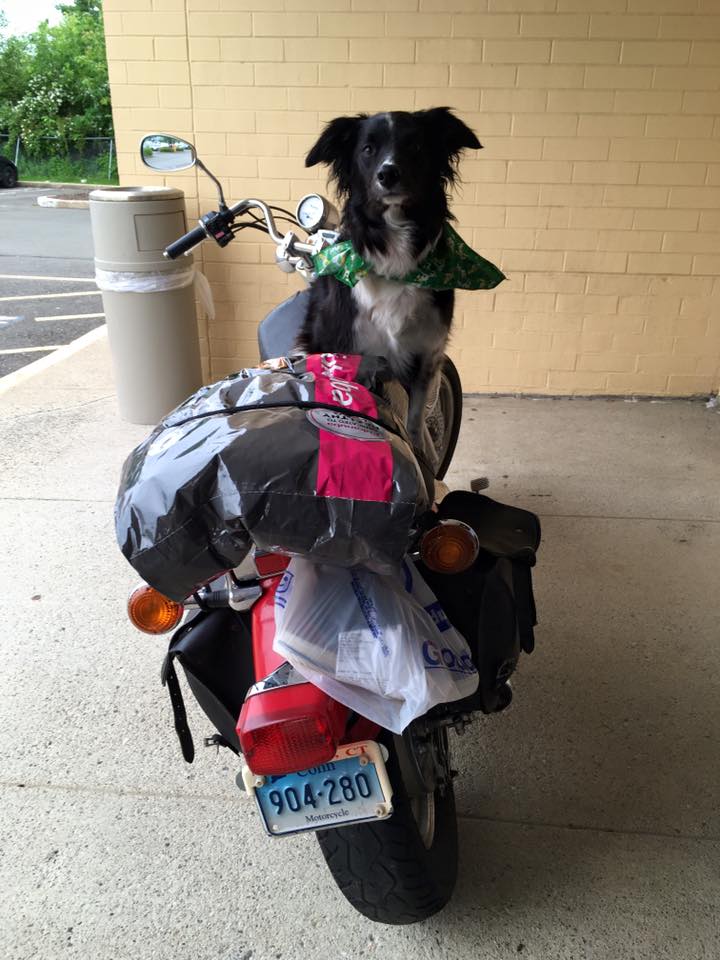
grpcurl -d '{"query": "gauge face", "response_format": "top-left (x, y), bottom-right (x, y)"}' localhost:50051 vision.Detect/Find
top-left (296, 194), bottom-right (326, 230)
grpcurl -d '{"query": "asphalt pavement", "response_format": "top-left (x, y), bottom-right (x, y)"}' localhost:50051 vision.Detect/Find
top-left (145, 146), bottom-right (194, 170)
top-left (0, 186), bottom-right (102, 376)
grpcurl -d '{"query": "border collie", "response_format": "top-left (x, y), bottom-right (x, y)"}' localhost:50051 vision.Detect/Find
top-left (298, 107), bottom-right (481, 448)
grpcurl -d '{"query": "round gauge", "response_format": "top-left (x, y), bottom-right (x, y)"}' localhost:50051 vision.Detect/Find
top-left (296, 193), bottom-right (329, 231)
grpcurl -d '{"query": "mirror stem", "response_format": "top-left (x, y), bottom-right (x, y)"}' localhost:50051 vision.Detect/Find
top-left (196, 157), bottom-right (228, 211)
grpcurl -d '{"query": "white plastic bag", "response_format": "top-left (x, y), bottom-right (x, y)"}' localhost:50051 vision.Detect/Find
top-left (273, 557), bottom-right (478, 734)
top-left (95, 267), bottom-right (215, 319)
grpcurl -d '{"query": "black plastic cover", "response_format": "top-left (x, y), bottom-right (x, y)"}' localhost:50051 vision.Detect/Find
top-left (116, 355), bottom-right (431, 601)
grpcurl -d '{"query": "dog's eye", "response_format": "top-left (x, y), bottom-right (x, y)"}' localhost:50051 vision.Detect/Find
top-left (362, 144), bottom-right (374, 156)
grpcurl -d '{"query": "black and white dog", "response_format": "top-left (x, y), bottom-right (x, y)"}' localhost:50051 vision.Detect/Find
top-left (298, 107), bottom-right (481, 446)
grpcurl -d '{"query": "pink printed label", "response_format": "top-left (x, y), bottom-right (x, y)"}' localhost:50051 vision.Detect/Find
top-left (305, 354), bottom-right (393, 503)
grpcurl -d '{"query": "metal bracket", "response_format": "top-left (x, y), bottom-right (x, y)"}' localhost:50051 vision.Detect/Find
top-left (225, 573), bottom-right (262, 611)
top-left (244, 661), bottom-right (309, 699)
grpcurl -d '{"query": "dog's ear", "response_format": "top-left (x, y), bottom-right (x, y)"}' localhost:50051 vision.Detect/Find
top-left (422, 107), bottom-right (481, 183)
top-left (423, 106), bottom-right (482, 154)
top-left (305, 115), bottom-right (366, 196)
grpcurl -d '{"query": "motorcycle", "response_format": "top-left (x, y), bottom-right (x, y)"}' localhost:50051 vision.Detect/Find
top-left (123, 134), bottom-right (541, 925)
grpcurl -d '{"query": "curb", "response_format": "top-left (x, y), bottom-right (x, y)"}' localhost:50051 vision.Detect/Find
top-left (37, 195), bottom-right (90, 209)
top-left (19, 180), bottom-right (105, 189)
top-left (0, 325), bottom-right (107, 398)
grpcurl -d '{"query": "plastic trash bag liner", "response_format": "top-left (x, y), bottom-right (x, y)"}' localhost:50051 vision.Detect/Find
top-left (273, 557), bottom-right (479, 734)
top-left (115, 354), bottom-right (431, 602)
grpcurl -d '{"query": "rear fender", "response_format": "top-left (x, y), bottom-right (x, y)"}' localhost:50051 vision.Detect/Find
top-left (237, 564), bottom-right (381, 773)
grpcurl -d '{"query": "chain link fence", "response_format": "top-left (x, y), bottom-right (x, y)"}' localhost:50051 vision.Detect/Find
top-left (0, 134), bottom-right (118, 184)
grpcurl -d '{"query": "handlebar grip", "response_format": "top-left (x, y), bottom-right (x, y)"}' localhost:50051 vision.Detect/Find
top-left (164, 224), bottom-right (208, 260)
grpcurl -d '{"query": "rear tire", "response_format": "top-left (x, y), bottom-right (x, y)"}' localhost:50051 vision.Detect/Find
top-left (316, 735), bottom-right (458, 924)
top-left (427, 356), bottom-right (463, 481)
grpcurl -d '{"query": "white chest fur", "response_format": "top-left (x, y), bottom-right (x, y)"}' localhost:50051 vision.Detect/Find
top-left (351, 275), bottom-right (446, 378)
top-left (349, 207), bottom-right (449, 377)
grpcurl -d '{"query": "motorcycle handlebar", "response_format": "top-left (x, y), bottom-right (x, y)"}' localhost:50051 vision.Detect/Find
top-left (164, 196), bottom-right (319, 264)
top-left (164, 224), bottom-right (208, 260)
top-left (230, 198), bottom-right (285, 244)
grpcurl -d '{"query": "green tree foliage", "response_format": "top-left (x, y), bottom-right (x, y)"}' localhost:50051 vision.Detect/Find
top-left (0, 0), bottom-right (113, 156)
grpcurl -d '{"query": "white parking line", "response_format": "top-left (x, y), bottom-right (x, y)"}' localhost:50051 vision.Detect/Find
top-left (0, 345), bottom-right (62, 355)
top-left (35, 312), bottom-right (105, 322)
top-left (0, 274), bottom-right (95, 282)
top-left (0, 290), bottom-right (101, 302)
top-left (0, 326), bottom-right (107, 395)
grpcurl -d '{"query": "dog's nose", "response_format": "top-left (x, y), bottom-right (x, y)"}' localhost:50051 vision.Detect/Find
top-left (377, 163), bottom-right (400, 189)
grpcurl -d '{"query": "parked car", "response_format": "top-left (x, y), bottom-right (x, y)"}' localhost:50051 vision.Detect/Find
top-left (0, 156), bottom-right (18, 188)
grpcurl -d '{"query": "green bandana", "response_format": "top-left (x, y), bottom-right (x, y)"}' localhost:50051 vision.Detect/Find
top-left (312, 224), bottom-right (505, 291)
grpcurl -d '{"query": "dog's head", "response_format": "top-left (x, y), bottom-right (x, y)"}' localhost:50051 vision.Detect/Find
top-left (305, 108), bottom-right (481, 211)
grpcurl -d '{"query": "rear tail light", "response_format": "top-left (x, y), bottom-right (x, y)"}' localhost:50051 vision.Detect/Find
top-left (237, 683), bottom-right (348, 776)
top-left (420, 519), bottom-right (479, 574)
top-left (127, 585), bottom-right (184, 634)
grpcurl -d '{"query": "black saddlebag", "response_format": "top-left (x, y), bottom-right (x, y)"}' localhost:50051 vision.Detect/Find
top-left (161, 608), bottom-right (254, 761)
top-left (417, 492), bottom-right (541, 715)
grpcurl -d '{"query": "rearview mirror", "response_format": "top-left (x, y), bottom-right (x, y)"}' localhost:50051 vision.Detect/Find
top-left (141, 134), bottom-right (196, 172)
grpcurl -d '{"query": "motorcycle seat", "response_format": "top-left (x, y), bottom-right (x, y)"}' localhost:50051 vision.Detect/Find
top-left (257, 289), bottom-right (310, 362)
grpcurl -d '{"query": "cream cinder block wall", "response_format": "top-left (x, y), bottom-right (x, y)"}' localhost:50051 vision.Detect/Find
top-left (103, 0), bottom-right (720, 396)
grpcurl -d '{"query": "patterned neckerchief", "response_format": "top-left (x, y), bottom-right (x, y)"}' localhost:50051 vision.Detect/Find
top-left (312, 224), bottom-right (506, 291)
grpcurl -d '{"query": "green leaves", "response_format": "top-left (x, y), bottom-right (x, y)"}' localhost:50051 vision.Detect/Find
top-left (0, 0), bottom-right (112, 156)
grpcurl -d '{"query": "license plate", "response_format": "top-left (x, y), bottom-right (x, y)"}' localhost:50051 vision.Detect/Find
top-left (242, 741), bottom-right (393, 837)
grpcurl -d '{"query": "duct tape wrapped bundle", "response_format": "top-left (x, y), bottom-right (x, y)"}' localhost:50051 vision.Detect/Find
top-left (115, 354), bottom-right (432, 602)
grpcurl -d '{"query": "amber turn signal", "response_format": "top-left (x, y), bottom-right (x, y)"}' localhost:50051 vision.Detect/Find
top-left (127, 585), bottom-right (184, 634)
top-left (420, 520), bottom-right (479, 574)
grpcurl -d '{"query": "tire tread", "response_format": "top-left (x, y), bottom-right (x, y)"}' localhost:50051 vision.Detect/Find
top-left (316, 753), bottom-right (457, 924)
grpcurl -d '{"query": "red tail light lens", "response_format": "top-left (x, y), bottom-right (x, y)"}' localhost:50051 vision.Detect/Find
top-left (237, 684), bottom-right (348, 776)
top-left (242, 716), bottom-right (335, 776)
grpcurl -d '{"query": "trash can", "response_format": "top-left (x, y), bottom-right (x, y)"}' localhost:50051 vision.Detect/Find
top-left (89, 186), bottom-right (203, 425)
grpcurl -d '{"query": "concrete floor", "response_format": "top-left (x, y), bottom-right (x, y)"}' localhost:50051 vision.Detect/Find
top-left (0, 334), bottom-right (718, 960)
